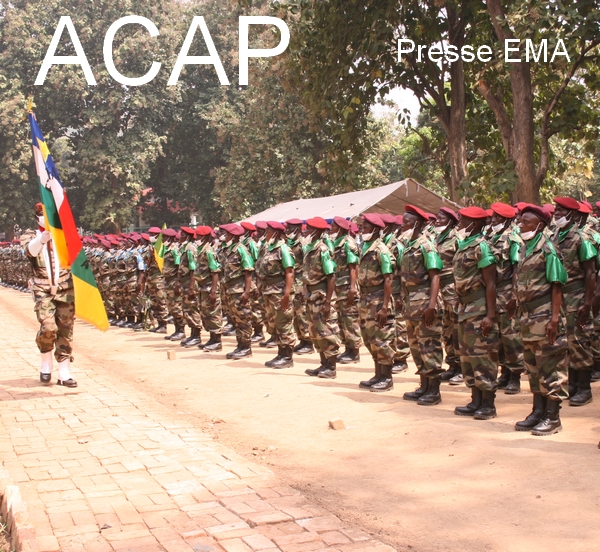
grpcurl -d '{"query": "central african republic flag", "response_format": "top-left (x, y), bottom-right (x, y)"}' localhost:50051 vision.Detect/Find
top-left (29, 112), bottom-right (109, 331)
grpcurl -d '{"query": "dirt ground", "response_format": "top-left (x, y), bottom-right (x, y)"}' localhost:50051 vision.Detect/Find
top-left (3, 288), bottom-right (600, 552)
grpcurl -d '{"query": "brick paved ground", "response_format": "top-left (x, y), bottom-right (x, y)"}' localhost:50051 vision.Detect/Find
top-left (0, 290), bottom-right (395, 552)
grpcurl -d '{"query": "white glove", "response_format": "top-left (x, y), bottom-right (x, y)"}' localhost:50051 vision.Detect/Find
top-left (40, 231), bottom-right (52, 244)
top-left (28, 231), bottom-right (52, 256)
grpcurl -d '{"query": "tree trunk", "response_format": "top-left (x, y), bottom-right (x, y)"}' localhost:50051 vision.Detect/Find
top-left (447, 58), bottom-right (467, 203)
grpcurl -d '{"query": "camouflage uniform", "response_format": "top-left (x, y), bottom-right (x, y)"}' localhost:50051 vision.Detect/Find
top-left (255, 238), bottom-right (296, 346)
top-left (303, 237), bottom-right (341, 360)
top-left (332, 234), bottom-right (362, 350)
top-left (221, 241), bottom-right (255, 344)
top-left (436, 229), bottom-right (461, 372)
top-left (289, 236), bottom-right (311, 343)
top-left (195, 241), bottom-right (224, 334)
top-left (515, 233), bottom-right (569, 400)
top-left (552, 224), bottom-right (596, 373)
top-left (243, 236), bottom-right (264, 334)
top-left (400, 233), bottom-right (444, 377)
top-left (358, 238), bottom-right (396, 367)
top-left (145, 245), bottom-right (169, 327)
top-left (20, 229), bottom-right (74, 361)
top-left (387, 234), bottom-right (411, 368)
top-left (180, 241), bottom-right (202, 331)
top-left (490, 228), bottom-right (525, 374)
top-left (163, 243), bottom-right (185, 329)
top-left (453, 234), bottom-right (499, 391)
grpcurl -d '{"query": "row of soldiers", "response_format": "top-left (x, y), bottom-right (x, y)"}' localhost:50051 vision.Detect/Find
top-left (4, 197), bottom-right (600, 437)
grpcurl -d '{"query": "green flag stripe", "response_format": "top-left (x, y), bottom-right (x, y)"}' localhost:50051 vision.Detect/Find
top-left (70, 249), bottom-right (98, 288)
top-left (38, 182), bottom-right (62, 229)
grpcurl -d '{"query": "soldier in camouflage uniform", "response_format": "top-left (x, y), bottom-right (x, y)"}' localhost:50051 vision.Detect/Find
top-left (435, 208), bottom-right (462, 385)
top-left (512, 204), bottom-right (569, 435)
top-left (97, 238), bottom-right (115, 321)
top-left (552, 197), bottom-right (597, 407)
top-left (254, 221), bottom-right (275, 345)
top-left (162, 229), bottom-right (186, 341)
top-left (126, 235), bottom-right (147, 330)
top-left (221, 223), bottom-right (255, 359)
top-left (488, 203), bottom-right (525, 394)
top-left (453, 207), bottom-right (499, 420)
top-left (241, 222), bottom-right (265, 344)
top-left (20, 203), bottom-right (77, 387)
top-left (193, 226), bottom-right (223, 352)
top-left (179, 227), bottom-right (203, 347)
top-left (398, 205), bottom-right (445, 406)
top-left (255, 221), bottom-right (296, 368)
top-left (146, 227), bottom-right (169, 334)
top-left (357, 213), bottom-right (396, 392)
top-left (330, 216), bottom-right (362, 364)
top-left (302, 217), bottom-right (341, 378)
top-left (286, 219), bottom-right (314, 355)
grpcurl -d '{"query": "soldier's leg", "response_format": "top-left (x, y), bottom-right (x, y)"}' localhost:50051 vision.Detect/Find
top-left (591, 313), bottom-right (600, 381)
top-left (306, 290), bottom-right (340, 362)
top-left (336, 294), bottom-right (362, 363)
top-left (35, 294), bottom-right (58, 354)
top-left (293, 292), bottom-right (311, 342)
top-left (537, 335), bottom-right (569, 402)
top-left (498, 311), bottom-right (525, 393)
top-left (441, 297), bottom-right (461, 376)
top-left (228, 293), bottom-right (253, 350)
top-left (393, 314), bottom-right (410, 368)
top-left (363, 296), bottom-right (396, 392)
top-left (566, 312), bottom-right (594, 405)
top-left (54, 299), bottom-right (75, 383)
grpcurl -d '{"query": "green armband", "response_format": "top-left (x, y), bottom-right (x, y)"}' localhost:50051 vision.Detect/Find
top-left (238, 244), bottom-right (254, 270)
top-left (379, 252), bottom-right (393, 275)
top-left (321, 250), bottom-right (336, 275)
top-left (187, 250), bottom-right (197, 271)
top-left (477, 241), bottom-right (497, 269)
top-left (171, 250), bottom-right (181, 266)
top-left (207, 251), bottom-right (221, 272)
top-left (546, 253), bottom-right (568, 285)
top-left (579, 240), bottom-right (597, 263)
top-left (280, 244), bottom-right (295, 269)
top-left (345, 242), bottom-right (359, 265)
top-left (421, 245), bottom-right (443, 271)
top-left (509, 241), bottom-right (520, 264)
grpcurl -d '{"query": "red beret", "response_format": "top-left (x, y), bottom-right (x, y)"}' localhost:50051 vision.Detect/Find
top-left (162, 228), bottom-right (177, 238)
top-left (427, 213), bottom-right (437, 221)
top-left (267, 221), bottom-right (286, 232)
top-left (128, 235), bottom-right (139, 244)
top-left (141, 233), bottom-right (150, 241)
top-left (395, 215), bottom-right (404, 225)
top-left (255, 221), bottom-right (268, 230)
top-left (578, 202), bottom-right (592, 214)
top-left (101, 239), bottom-right (112, 248)
top-left (220, 223), bottom-right (245, 236)
top-left (459, 207), bottom-right (489, 220)
top-left (522, 205), bottom-right (552, 224)
top-left (181, 226), bottom-right (196, 236)
top-left (582, 200), bottom-right (592, 209)
top-left (148, 227), bottom-right (161, 234)
top-left (195, 226), bottom-right (212, 237)
top-left (380, 213), bottom-right (397, 225)
top-left (350, 222), bottom-right (359, 233)
top-left (542, 203), bottom-right (555, 214)
top-left (595, 201), bottom-right (600, 209)
top-left (490, 202), bottom-right (516, 219)
top-left (362, 213), bottom-right (385, 228)
top-left (485, 209), bottom-right (493, 217)
top-left (35, 202), bottom-right (43, 211)
top-left (306, 217), bottom-right (330, 230)
top-left (554, 196), bottom-right (580, 210)
top-left (93, 233), bottom-right (103, 239)
top-left (514, 202), bottom-right (529, 211)
top-left (333, 216), bottom-right (351, 231)
top-left (404, 204), bottom-right (429, 220)
top-left (241, 221), bottom-right (256, 232)
top-left (438, 207), bottom-right (459, 222)
top-left (286, 218), bottom-right (303, 226)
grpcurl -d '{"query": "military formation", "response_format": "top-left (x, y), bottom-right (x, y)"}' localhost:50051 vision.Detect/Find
top-left (5, 197), bottom-right (600, 438)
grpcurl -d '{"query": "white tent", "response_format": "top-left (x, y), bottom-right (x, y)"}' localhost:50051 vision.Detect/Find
top-left (240, 179), bottom-right (459, 223)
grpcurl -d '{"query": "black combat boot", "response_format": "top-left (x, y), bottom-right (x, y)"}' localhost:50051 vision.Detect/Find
top-left (231, 341), bottom-right (252, 360)
top-left (261, 336), bottom-right (277, 348)
top-left (294, 340), bottom-right (314, 355)
top-left (132, 316), bottom-right (144, 331)
top-left (272, 346), bottom-right (294, 369)
top-left (591, 362), bottom-right (600, 382)
top-left (226, 339), bottom-right (242, 359)
top-left (531, 398), bottom-right (562, 436)
top-left (360, 362), bottom-right (382, 389)
top-left (337, 348), bottom-right (360, 364)
top-left (124, 315), bottom-right (136, 328)
top-left (180, 329), bottom-right (195, 346)
top-left (265, 346), bottom-right (284, 367)
top-left (184, 327), bottom-right (202, 348)
top-left (417, 377), bottom-right (442, 406)
top-left (392, 360), bottom-right (408, 374)
top-left (108, 317), bottom-right (116, 325)
top-left (251, 325), bottom-right (264, 343)
top-left (497, 367), bottom-right (511, 390)
top-left (454, 387), bottom-right (483, 416)
top-left (370, 364), bottom-right (393, 393)
top-left (223, 323), bottom-right (237, 337)
top-left (149, 323), bottom-right (167, 334)
top-left (515, 393), bottom-right (546, 431)
top-left (169, 326), bottom-right (186, 341)
top-left (116, 318), bottom-right (128, 327)
top-left (504, 370), bottom-right (522, 395)
top-left (306, 352), bottom-right (327, 377)
top-left (440, 364), bottom-right (460, 381)
top-left (474, 390), bottom-right (497, 420)
top-left (403, 375), bottom-right (429, 401)
top-left (318, 357), bottom-right (336, 379)
top-left (568, 367), bottom-right (578, 398)
top-left (202, 333), bottom-right (222, 352)
top-left (570, 370), bottom-right (593, 406)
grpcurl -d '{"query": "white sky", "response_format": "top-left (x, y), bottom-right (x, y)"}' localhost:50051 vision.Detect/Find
top-left (371, 87), bottom-right (421, 124)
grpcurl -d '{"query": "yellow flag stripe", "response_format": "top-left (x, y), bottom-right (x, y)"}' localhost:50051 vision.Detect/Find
top-left (72, 275), bottom-right (109, 332)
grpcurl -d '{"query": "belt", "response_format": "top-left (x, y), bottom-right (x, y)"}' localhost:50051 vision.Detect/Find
top-left (404, 281), bottom-right (430, 292)
top-left (360, 283), bottom-right (384, 294)
top-left (521, 293), bottom-right (551, 312)
top-left (562, 280), bottom-right (585, 294)
top-left (224, 275), bottom-right (245, 287)
top-left (458, 288), bottom-right (486, 305)
top-left (336, 270), bottom-right (350, 278)
top-left (33, 274), bottom-right (71, 285)
top-left (440, 274), bottom-right (454, 288)
top-left (262, 275), bottom-right (285, 285)
top-left (306, 281), bottom-right (327, 292)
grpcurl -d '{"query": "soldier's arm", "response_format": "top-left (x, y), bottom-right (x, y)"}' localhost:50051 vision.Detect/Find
top-left (482, 264), bottom-right (497, 336)
top-left (547, 282), bottom-right (562, 344)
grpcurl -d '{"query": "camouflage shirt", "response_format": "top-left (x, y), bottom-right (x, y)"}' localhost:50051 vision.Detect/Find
top-left (222, 241), bottom-right (254, 293)
top-left (453, 234), bottom-right (497, 321)
top-left (255, 238), bottom-right (295, 295)
top-left (163, 243), bottom-right (181, 280)
top-left (332, 234), bottom-right (359, 292)
top-left (490, 227), bottom-right (520, 313)
top-left (178, 241), bottom-right (197, 280)
top-left (303, 238), bottom-right (336, 286)
top-left (358, 238), bottom-right (394, 289)
top-left (194, 242), bottom-right (221, 291)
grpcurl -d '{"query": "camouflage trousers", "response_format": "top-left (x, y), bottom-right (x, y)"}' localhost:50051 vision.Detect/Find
top-left (146, 275), bottom-right (169, 325)
top-left (124, 274), bottom-right (141, 317)
top-left (228, 291), bottom-right (254, 344)
top-left (441, 290), bottom-right (460, 370)
top-left (293, 281), bottom-right (311, 341)
top-left (458, 314), bottom-right (499, 391)
top-left (199, 290), bottom-right (224, 334)
top-left (306, 288), bottom-right (341, 360)
top-left (100, 277), bottom-right (115, 318)
top-left (182, 281), bottom-right (202, 330)
top-left (265, 293), bottom-right (296, 347)
top-left (406, 314), bottom-right (444, 378)
top-left (221, 287), bottom-right (234, 326)
top-left (393, 314), bottom-right (410, 364)
top-left (250, 288), bottom-right (263, 330)
top-left (258, 289), bottom-right (273, 335)
top-left (335, 289), bottom-right (363, 349)
top-left (522, 335), bottom-right (569, 401)
top-left (565, 309), bottom-right (594, 372)
top-left (497, 311), bottom-right (524, 372)
top-left (359, 291), bottom-right (396, 367)
top-left (112, 275), bottom-right (127, 317)
top-left (34, 294), bottom-right (74, 362)
top-left (165, 277), bottom-right (184, 327)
